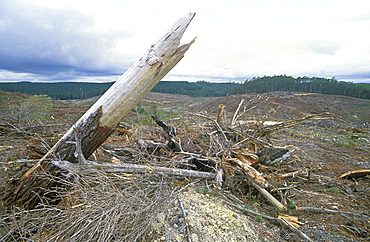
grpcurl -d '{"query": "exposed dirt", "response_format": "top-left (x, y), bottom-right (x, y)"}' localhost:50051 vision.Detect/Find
top-left (0, 90), bottom-right (369, 241)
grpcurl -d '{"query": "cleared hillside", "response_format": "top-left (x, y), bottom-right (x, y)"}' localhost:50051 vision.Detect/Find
top-left (0, 91), bottom-right (369, 241)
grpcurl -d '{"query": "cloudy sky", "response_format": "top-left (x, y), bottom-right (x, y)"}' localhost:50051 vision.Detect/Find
top-left (1, 0), bottom-right (370, 83)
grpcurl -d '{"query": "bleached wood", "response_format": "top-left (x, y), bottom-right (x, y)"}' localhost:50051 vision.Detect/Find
top-left (6, 14), bottom-right (197, 210)
top-left (51, 160), bottom-right (217, 179)
top-left (229, 158), bottom-right (268, 188)
top-left (81, 12), bottom-right (196, 128)
top-left (24, 13), bottom-right (196, 172)
top-left (247, 178), bottom-right (286, 211)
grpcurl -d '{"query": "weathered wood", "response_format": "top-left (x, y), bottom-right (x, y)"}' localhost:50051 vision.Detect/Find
top-left (278, 213), bottom-right (303, 228)
top-left (25, 13), bottom-right (196, 172)
top-left (277, 217), bottom-right (314, 242)
top-left (4, 13), bottom-right (196, 209)
top-left (151, 114), bottom-right (182, 151)
top-left (59, 13), bottom-right (195, 162)
top-left (226, 156), bottom-right (286, 211)
top-left (224, 200), bottom-right (313, 242)
top-left (247, 177), bottom-right (287, 211)
top-left (217, 104), bottom-right (226, 124)
top-left (231, 99), bottom-right (244, 126)
top-left (339, 169), bottom-right (370, 179)
top-left (51, 160), bottom-right (217, 179)
top-left (229, 158), bottom-right (268, 188)
top-left (21, 107), bottom-right (106, 178)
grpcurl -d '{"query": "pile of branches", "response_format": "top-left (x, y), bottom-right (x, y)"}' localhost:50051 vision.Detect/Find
top-left (1, 171), bottom-right (185, 241)
top-left (1, 97), bottom-right (339, 241)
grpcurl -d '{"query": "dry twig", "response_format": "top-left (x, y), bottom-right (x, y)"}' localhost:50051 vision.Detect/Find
top-left (177, 195), bottom-right (192, 242)
top-left (297, 207), bottom-right (370, 220)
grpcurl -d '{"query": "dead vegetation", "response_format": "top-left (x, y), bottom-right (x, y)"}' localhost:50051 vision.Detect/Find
top-left (0, 90), bottom-right (369, 241)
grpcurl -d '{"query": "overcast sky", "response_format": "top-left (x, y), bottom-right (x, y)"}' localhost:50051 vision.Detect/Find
top-left (1, 0), bottom-right (370, 83)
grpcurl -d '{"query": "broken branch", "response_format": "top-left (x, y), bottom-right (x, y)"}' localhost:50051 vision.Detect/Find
top-left (247, 177), bottom-right (286, 211)
top-left (51, 160), bottom-right (217, 180)
top-left (297, 207), bottom-right (370, 220)
top-left (223, 200), bottom-right (312, 242)
top-left (177, 195), bottom-right (192, 242)
top-left (339, 169), bottom-right (370, 179)
top-left (229, 158), bottom-right (268, 188)
top-left (152, 114), bottom-right (182, 152)
top-left (231, 99), bottom-right (244, 126)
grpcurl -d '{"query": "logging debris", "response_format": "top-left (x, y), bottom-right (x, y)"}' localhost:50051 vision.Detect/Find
top-left (1, 91), bottom-right (369, 241)
top-left (339, 169), bottom-right (370, 179)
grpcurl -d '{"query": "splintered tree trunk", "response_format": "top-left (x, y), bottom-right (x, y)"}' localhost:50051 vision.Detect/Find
top-left (37, 12), bottom-right (195, 164)
top-left (4, 13), bottom-right (196, 209)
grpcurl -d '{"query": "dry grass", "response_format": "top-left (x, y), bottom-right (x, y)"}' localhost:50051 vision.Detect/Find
top-left (1, 171), bottom-right (184, 241)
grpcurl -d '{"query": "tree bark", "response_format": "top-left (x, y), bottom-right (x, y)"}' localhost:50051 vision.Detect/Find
top-left (3, 13), bottom-right (196, 209)
top-left (24, 13), bottom-right (196, 173)
top-left (56, 12), bottom-right (195, 163)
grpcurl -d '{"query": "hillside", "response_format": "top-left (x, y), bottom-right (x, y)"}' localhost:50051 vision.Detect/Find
top-left (0, 91), bottom-right (369, 241)
top-left (1, 75), bottom-right (370, 100)
top-left (0, 81), bottom-right (237, 99)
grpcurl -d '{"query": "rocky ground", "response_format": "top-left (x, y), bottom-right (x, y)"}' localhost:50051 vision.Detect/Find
top-left (0, 90), bottom-right (369, 241)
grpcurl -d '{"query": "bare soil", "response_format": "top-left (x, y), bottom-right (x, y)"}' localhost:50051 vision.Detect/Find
top-left (0, 90), bottom-right (369, 241)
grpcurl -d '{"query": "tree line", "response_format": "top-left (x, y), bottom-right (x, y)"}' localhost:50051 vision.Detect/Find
top-left (0, 82), bottom-right (114, 100)
top-left (0, 81), bottom-right (237, 99)
top-left (153, 81), bottom-right (237, 97)
top-left (228, 75), bottom-right (370, 99)
top-left (0, 76), bottom-right (369, 100)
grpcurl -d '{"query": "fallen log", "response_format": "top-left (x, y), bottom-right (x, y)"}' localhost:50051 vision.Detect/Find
top-left (25, 12), bottom-right (196, 173)
top-left (3, 13), bottom-right (196, 209)
top-left (51, 160), bottom-right (217, 180)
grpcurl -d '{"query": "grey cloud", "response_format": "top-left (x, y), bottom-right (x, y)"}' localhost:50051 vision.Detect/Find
top-left (0, 0), bottom-right (131, 78)
top-left (337, 73), bottom-right (370, 82)
top-left (309, 40), bottom-right (342, 55)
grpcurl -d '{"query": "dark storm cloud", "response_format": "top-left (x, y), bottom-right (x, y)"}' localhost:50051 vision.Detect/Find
top-left (0, 0), bottom-right (129, 79)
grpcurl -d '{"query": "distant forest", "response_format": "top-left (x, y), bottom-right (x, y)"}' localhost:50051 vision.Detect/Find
top-left (153, 81), bottom-right (237, 97)
top-left (0, 76), bottom-right (369, 100)
top-left (228, 75), bottom-right (370, 99)
top-left (0, 81), bottom-right (237, 99)
top-left (0, 82), bottom-right (113, 100)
